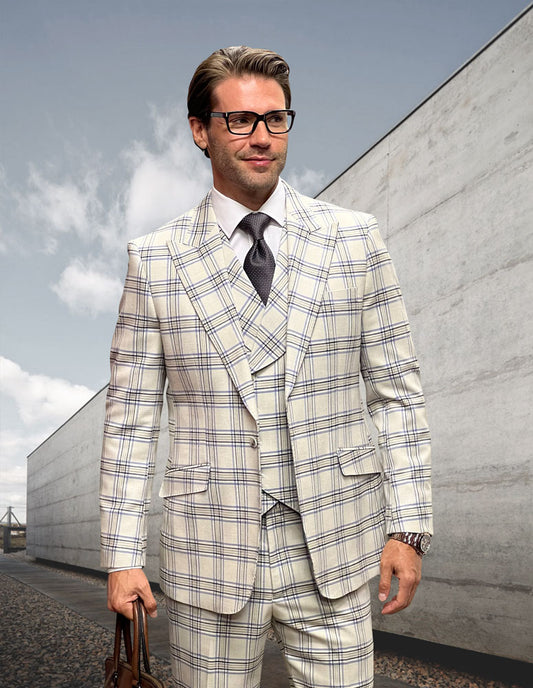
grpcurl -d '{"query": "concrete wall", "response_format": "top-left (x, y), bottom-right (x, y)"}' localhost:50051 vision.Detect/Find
top-left (27, 8), bottom-right (532, 663)
top-left (26, 389), bottom-right (104, 568)
top-left (26, 387), bottom-right (167, 581)
top-left (318, 8), bottom-right (533, 663)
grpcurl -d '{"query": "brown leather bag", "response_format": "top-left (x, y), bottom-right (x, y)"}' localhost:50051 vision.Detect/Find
top-left (104, 599), bottom-right (166, 688)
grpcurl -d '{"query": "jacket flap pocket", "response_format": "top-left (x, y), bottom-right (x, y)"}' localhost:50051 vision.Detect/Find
top-left (158, 463), bottom-right (210, 498)
top-left (338, 446), bottom-right (382, 476)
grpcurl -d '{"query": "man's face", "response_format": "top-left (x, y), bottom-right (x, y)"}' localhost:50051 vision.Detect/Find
top-left (189, 75), bottom-right (289, 209)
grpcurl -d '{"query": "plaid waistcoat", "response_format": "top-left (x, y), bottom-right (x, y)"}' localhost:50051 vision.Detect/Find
top-left (224, 229), bottom-right (299, 515)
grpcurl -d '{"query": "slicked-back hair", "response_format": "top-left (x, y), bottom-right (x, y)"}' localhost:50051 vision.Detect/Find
top-left (187, 46), bottom-right (291, 124)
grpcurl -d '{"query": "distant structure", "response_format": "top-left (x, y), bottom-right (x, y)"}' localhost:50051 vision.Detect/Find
top-left (1, 506), bottom-right (26, 553)
top-left (27, 7), bottom-right (532, 663)
top-left (1, 507), bottom-right (23, 527)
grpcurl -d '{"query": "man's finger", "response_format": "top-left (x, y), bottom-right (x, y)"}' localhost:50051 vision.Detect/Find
top-left (139, 585), bottom-right (158, 618)
top-left (378, 557), bottom-right (392, 602)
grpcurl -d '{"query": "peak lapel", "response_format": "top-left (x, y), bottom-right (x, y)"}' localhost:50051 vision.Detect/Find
top-left (283, 185), bottom-right (338, 401)
top-left (167, 200), bottom-right (257, 420)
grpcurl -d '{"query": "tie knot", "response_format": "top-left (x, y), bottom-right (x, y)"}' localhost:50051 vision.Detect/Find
top-left (238, 212), bottom-right (270, 241)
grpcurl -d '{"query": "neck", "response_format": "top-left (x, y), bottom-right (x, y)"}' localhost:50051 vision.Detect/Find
top-left (213, 181), bottom-right (278, 211)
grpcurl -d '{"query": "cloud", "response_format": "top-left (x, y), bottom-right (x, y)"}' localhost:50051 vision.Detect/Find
top-left (120, 106), bottom-right (212, 240)
top-left (0, 431), bottom-right (32, 520)
top-left (0, 451), bottom-right (27, 490)
top-left (11, 106), bottom-right (211, 256)
top-left (0, 167), bottom-right (11, 254)
top-left (51, 259), bottom-right (124, 317)
top-left (285, 167), bottom-right (328, 197)
top-left (0, 434), bottom-right (31, 481)
top-left (6, 105), bottom-right (327, 318)
top-left (0, 357), bottom-right (97, 520)
top-left (17, 166), bottom-right (101, 253)
top-left (0, 430), bottom-right (32, 518)
top-left (0, 356), bottom-right (95, 429)
top-left (0, 225), bottom-right (6, 254)
top-left (6, 105), bottom-right (212, 315)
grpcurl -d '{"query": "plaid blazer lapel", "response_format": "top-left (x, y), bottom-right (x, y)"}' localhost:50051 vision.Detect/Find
top-left (167, 198), bottom-right (258, 420)
top-left (283, 183), bottom-right (338, 400)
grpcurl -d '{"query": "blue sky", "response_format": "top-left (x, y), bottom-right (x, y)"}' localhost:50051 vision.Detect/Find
top-left (1, 0), bottom-right (530, 519)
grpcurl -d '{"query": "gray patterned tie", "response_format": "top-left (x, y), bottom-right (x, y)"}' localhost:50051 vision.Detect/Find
top-left (239, 212), bottom-right (275, 304)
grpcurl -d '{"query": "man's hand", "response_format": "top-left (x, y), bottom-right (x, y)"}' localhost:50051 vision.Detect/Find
top-left (107, 568), bottom-right (158, 620)
top-left (378, 539), bottom-right (422, 615)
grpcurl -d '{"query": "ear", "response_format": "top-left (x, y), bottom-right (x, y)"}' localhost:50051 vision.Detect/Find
top-left (189, 117), bottom-right (209, 152)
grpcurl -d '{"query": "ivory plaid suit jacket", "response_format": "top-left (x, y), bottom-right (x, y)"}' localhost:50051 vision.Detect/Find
top-left (100, 181), bottom-right (432, 614)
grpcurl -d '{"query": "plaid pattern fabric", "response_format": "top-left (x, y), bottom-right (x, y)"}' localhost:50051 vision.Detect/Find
top-left (100, 181), bottom-right (432, 614)
top-left (167, 503), bottom-right (373, 688)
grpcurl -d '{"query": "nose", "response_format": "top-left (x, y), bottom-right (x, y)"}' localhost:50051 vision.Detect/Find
top-left (249, 119), bottom-right (271, 147)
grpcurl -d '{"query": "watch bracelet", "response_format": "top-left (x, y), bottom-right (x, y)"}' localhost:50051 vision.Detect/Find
top-left (389, 532), bottom-right (431, 555)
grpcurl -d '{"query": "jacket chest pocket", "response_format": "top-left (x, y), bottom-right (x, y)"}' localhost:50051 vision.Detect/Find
top-left (314, 287), bottom-right (361, 341)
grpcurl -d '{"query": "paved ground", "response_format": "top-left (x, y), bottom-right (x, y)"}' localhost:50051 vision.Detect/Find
top-left (0, 554), bottom-right (412, 687)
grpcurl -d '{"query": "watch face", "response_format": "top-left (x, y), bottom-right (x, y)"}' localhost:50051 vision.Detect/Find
top-left (420, 534), bottom-right (431, 554)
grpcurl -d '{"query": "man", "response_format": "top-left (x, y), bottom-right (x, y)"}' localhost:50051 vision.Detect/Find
top-left (100, 46), bottom-right (432, 688)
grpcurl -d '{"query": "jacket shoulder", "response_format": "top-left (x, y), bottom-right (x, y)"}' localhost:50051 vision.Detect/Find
top-left (312, 197), bottom-right (375, 229)
top-left (284, 182), bottom-right (376, 231)
top-left (128, 195), bottom-right (210, 251)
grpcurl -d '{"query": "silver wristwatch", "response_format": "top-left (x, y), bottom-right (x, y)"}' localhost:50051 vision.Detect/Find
top-left (389, 532), bottom-right (431, 556)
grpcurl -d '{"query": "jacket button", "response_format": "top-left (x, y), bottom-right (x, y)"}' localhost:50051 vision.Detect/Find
top-left (249, 437), bottom-right (258, 448)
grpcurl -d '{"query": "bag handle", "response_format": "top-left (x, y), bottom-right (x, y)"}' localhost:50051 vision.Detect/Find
top-left (132, 598), bottom-right (152, 682)
top-left (105, 598), bottom-right (153, 688)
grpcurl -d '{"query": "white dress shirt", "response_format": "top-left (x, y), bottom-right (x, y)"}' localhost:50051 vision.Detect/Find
top-left (211, 180), bottom-right (286, 264)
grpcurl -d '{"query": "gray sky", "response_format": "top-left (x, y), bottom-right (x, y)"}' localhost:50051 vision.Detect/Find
top-left (1, 0), bottom-right (530, 518)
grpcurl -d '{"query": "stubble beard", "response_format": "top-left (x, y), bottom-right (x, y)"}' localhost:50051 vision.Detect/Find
top-left (239, 155), bottom-right (286, 196)
top-left (211, 142), bottom-right (288, 203)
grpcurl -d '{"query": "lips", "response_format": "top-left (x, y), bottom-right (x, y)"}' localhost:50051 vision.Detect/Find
top-left (243, 157), bottom-right (275, 168)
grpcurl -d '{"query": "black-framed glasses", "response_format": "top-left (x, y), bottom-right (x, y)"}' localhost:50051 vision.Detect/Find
top-left (209, 109), bottom-right (295, 135)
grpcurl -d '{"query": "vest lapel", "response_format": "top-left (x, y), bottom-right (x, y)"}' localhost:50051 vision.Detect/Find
top-left (248, 230), bottom-right (288, 374)
top-left (222, 229), bottom-right (289, 375)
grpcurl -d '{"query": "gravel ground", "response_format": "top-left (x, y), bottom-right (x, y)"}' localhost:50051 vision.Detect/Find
top-left (0, 570), bottom-right (174, 687)
top-left (0, 555), bottom-right (529, 688)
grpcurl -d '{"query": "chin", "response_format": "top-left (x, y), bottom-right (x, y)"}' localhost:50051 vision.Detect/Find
top-left (248, 169), bottom-right (280, 188)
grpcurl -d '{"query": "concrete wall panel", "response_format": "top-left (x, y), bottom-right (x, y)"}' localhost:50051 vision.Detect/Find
top-left (27, 387), bottom-right (168, 581)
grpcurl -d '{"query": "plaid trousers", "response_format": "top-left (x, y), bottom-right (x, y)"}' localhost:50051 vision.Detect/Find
top-left (166, 502), bottom-right (374, 688)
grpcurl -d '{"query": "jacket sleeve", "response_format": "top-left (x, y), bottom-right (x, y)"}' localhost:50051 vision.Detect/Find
top-left (100, 241), bottom-right (166, 570)
top-left (360, 217), bottom-right (433, 535)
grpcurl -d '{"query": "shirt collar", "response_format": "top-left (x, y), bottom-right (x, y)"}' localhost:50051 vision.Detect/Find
top-left (211, 179), bottom-right (286, 240)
